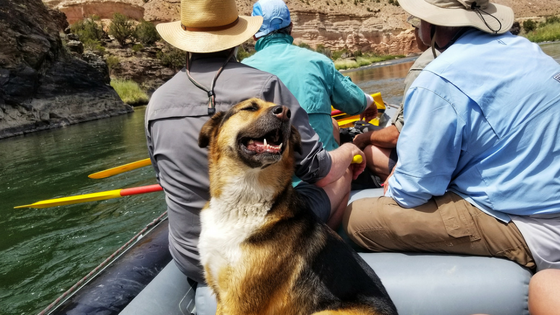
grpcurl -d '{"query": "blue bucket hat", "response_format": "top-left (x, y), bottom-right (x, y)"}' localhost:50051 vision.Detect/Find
top-left (252, 0), bottom-right (291, 38)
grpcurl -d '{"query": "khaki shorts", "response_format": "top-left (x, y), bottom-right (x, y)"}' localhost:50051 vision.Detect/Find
top-left (343, 192), bottom-right (535, 269)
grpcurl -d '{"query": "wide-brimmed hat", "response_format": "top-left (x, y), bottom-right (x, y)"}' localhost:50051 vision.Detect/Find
top-left (252, 0), bottom-right (292, 38)
top-left (156, 0), bottom-right (263, 53)
top-left (398, 0), bottom-right (514, 34)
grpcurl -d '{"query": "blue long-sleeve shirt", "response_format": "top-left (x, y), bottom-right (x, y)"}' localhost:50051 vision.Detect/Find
top-left (387, 29), bottom-right (560, 221)
top-left (242, 33), bottom-right (367, 151)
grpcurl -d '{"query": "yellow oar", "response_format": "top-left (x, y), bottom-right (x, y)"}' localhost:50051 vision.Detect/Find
top-left (335, 92), bottom-right (386, 128)
top-left (88, 158), bottom-right (152, 179)
top-left (14, 184), bottom-right (163, 209)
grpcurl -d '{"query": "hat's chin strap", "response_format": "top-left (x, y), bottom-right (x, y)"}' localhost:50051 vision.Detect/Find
top-left (471, 2), bottom-right (502, 34)
top-left (186, 49), bottom-right (236, 116)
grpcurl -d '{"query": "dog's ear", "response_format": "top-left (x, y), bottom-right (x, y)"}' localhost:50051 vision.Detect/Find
top-left (198, 112), bottom-right (225, 148)
top-left (290, 125), bottom-right (302, 155)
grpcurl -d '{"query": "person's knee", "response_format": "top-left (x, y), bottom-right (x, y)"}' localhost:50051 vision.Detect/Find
top-left (343, 198), bottom-right (378, 241)
top-left (529, 269), bottom-right (560, 315)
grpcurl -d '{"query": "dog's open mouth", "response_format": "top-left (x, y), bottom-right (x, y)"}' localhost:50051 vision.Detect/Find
top-left (241, 128), bottom-right (283, 155)
top-left (238, 127), bottom-right (287, 167)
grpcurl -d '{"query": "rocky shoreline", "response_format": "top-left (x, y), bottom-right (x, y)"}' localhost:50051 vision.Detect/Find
top-left (0, 0), bottom-right (133, 140)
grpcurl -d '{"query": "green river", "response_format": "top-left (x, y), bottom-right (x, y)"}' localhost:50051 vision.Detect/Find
top-left (1, 42), bottom-right (559, 314)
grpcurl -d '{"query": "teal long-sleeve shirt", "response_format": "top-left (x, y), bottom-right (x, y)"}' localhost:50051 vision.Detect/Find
top-left (242, 33), bottom-right (367, 151)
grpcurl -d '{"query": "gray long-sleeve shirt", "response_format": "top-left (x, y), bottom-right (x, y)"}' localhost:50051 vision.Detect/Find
top-left (145, 54), bottom-right (331, 283)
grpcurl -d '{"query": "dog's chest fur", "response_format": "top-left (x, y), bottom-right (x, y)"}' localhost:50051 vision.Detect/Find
top-left (199, 172), bottom-right (277, 283)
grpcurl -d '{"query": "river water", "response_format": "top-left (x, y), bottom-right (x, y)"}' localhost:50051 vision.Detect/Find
top-left (1, 42), bottom-right (559, 315)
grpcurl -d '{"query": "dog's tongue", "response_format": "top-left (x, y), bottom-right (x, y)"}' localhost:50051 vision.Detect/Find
top-left (247, 139), bottom-right (282, 154)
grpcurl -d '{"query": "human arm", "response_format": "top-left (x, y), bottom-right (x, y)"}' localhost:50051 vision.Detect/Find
top-left (386, 74), bottom-right (464, 207)
top-left (352, 125), bottom-right (400, 150)
top-left (330, 65), bottom-right (368, 116)
top-left (315, 142), bottom-right (366, 187)
top-left (261, 75), bottom-right (332, 183)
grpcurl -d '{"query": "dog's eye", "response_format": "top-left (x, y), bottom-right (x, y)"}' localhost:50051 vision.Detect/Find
top-left (241, 105), bottom-right (258, 112)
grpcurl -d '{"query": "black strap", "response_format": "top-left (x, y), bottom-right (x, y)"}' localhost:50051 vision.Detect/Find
top-left (185, 49), bottom-right (236, 115)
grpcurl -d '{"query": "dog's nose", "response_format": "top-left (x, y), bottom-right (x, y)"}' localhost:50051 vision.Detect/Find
top-left (272, 105), bottom-right (291, 121)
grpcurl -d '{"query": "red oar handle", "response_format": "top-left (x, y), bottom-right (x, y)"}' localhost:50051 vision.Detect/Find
top-left (120, 184), bottom-right (163, 196)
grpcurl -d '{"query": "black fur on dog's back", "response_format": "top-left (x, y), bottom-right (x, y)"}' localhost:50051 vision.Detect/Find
top-left (246, 185), bottom-right (397, 315)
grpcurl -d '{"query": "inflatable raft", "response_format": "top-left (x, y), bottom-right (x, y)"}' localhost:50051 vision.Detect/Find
top-left (46, 188), bottom-right (533, 315)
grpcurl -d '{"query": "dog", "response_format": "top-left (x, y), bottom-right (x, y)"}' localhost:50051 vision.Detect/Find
top-left (198, 98), bottom-right (397, 315)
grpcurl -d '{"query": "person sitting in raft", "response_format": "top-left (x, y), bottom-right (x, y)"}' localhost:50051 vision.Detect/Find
top-left (145, 0), bottom-right (366, 288)
top-left (343, 0), bottom-right (560, 276)
top-left (352, 16), bottom-right (438, 187)
top-left (243, 0), bottom-right (378, 154)
top-left (242, 0), bottom-right (376, 222)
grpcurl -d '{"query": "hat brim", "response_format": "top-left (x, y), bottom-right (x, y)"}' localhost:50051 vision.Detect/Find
top-left (398, 0), bottom-right (514, 34)
top-left (156, 16), bottom-right (263, 53)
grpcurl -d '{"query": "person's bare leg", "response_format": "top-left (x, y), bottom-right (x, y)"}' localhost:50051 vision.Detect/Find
top-left (363, 144), bottom-right (392, 181)
top-left (529, 269), bottom-right (560, 315)
top-left (332, 117), bottom-right (341, 146)
top-left (321, 168), bottom-right (352, 229)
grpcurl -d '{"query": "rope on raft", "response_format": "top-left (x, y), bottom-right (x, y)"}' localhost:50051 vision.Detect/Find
top-left (37, 210), bottom-right (168, 315)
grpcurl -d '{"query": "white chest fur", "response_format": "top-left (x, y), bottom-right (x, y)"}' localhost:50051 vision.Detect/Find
top-left (199, 173), bottom-right (276, 283)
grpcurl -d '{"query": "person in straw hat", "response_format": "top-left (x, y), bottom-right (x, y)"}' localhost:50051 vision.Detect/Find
top-left (344, 0), bottom-right (560, 281)
top-left (145, 0), bottom-right (366, 292)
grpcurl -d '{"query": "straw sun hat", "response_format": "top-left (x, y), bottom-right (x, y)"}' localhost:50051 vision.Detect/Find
top-left (156, 0), bottom-right (263, 53)
top-left (398, 0), bottom-right (514, 34)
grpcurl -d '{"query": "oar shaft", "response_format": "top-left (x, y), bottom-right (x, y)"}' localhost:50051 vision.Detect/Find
top-left (15, 184), bottom-right (163, 209)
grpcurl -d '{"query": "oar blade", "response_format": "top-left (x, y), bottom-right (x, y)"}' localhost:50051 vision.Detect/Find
top-left (88, 158), bottom-right (152, 179)
top-left (15, 189), bottom-right (123, 209)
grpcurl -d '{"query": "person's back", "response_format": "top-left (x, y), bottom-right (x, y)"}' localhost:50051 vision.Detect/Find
top-left (242, 0), bottom-right (368, 151)
top-left (344, 0), bottom-right (560, 275)
top-left (395, 29), bottom-right (560, 216)
top-left (147, 56), bottom-right (332, 283)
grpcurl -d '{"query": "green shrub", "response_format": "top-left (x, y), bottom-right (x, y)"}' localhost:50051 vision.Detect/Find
top-left (106, 55), bottom-right (120, 72)
top-left (525, 22), bottom-right (560, 43)
top-left (110, 79), bottom-right (149, 105)
top-left (134, 20), bottom-right (160, 46)
top-left (70, 16), bottom-right (105, 43)
top-left (83, 39), bottom-right (106, 55)
top-left (545, 16), bottom-right (560, 26)
top-left (316, 44), bottom-right (332, 58)
top-left (334, 53), bottom-right (404, 70)
top-left (157, 45), bottom-right (185, 70)
top-left (523, 19), bottom-right (537, 33)
top-left (109, 13), bottom-right (135, 46)
top-left (297, 42), bottom-right (312, 50)
top-left (332, 49), bottom-right (350, 60)
top-left (132, 44), bottom-right (144, 53)
top-left (236, 46), bottom-right (255, 61)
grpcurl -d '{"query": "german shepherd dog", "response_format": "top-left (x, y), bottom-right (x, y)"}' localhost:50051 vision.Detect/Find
top-left (198, 98), bottom-right (397, 315)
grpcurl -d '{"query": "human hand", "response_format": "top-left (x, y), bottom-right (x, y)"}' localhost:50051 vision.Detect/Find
top-left (340, 143), bottom-right (366, 180)
top-left (383, 164), bottom-right (396, 194)
top-left (360, 104), bottom-right (378, 123)
top-left (352, 131), bottom-right (372, 150)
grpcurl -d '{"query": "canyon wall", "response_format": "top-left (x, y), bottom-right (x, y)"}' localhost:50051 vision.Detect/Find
top-left (44, 0), bottom-right (560, 56)
top-left (0, 0), bottom-right (133, 139)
